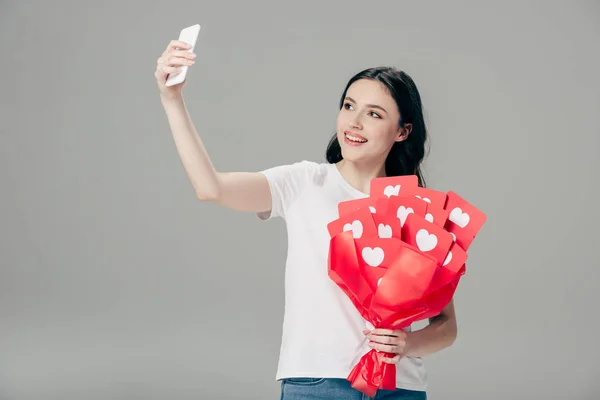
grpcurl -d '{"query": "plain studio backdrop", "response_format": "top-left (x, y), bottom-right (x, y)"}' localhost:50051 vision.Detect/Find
top-left (1, 1), bottom-right (599, 399)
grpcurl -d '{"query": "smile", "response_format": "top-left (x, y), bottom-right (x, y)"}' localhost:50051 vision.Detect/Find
top-left (344, 131), bottom-right (368, 144)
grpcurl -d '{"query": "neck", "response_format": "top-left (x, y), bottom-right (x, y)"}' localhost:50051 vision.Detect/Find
top-left (336, 159), bottom-right (387, 194)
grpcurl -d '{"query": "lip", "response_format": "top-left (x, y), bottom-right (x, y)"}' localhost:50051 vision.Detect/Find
top-left (343, 130), bottom-right (368, 147)
top-left (344, 130), bottom-right (367, 141)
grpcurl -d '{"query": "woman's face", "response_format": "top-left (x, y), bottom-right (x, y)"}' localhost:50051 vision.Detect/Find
top-left (336, 79), bottom-right (408, 164)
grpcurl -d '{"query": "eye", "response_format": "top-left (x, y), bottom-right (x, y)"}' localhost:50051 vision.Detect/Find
top-left (370, 111), bottom-right (381, 119)
top-left (344, 103), bottom-right (354, 110)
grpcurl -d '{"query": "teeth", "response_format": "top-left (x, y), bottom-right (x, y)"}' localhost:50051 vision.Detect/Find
top-left (346, 133), bottom-right (367, 143)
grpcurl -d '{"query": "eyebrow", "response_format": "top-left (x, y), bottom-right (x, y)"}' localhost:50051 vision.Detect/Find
top-left (345, 97), bottom-right (388, 114)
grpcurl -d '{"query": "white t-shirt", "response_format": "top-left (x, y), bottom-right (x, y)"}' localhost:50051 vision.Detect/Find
top-left (257, 160), bottom-right (427, 391)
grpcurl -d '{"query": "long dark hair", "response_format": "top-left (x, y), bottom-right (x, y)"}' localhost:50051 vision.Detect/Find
top-left (325, 67), bottom-right (429, 188)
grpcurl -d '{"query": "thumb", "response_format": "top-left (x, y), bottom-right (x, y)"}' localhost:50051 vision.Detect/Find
top-left (362, 329), bottom-right (370, 335)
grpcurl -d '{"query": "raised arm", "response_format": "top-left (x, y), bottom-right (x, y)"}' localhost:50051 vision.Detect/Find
top-left (155, 40), bottom-right (272, 214)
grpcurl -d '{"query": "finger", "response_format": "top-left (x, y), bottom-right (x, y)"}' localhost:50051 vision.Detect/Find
top-left (160, 66), bottom-right (181, 75)
top-left (368, 335), bottom-right (396, 345)
top-left (362, 329), bottom-right (370, 335)
top-left (370, 328), bottom-right (397, 336)
top-left (165, 57), bottom-right (195, 67)
top-left (167, 40), bottom-right (193, 51)
top-left (368, 342), bottom-right (397, 353)
top-left (368, 332), bottom-right (403, 344)
top-left (169, 50), bottom-right (196, 60)
top-left (382, 355), bottom-right (401, 364)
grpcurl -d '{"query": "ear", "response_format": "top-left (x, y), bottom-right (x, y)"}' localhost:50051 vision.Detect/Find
top-left (394, 123), bottom-right (412, 142)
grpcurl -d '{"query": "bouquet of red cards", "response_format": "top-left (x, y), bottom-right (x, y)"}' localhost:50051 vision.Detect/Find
top-left (326, 175), bottom-right (486, 397)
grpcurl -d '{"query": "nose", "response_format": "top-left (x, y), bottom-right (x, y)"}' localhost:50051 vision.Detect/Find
top-left (349, 114), bottom-right (362, 130)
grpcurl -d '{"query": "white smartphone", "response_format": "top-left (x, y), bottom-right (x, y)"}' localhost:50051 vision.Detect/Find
top-left (165, 24), bottom-right (201, 87)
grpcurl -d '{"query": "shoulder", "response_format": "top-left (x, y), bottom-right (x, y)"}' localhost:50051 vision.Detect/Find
top-left (260, 160), bottom-right (331, 185)
top-left (256, 160), bottom-right (334, 220)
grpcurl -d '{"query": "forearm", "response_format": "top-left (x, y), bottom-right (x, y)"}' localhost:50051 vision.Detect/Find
top-left (405, 313), bottom-right (457, 358)
top-left (161, 94), bottom-right (221, 200)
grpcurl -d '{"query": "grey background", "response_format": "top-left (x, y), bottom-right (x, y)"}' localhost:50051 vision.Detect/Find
top-left (1, 1), bottom-right (599, 399)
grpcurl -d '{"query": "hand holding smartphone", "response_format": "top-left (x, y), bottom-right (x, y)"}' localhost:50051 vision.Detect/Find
top-left (165, 24), bottom-right (201, 87)
top-left (155, 24), bottom-right (201, 98)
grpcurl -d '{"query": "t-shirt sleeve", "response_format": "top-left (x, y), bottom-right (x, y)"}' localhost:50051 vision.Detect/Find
top-left (256, 160), bottom-right (318, 221)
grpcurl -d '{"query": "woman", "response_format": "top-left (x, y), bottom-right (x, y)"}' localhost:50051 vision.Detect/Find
top-left (155, 39), bottom-right (457, 400)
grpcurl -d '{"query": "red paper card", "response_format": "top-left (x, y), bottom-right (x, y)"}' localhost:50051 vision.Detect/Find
top-left (338, 197), bottom-right (379, 217)
top-left (370, 195), bottom-right (428, 239)
top-left (441, 241), bottom-right (468, 273)
top-left (327, 207), bottom-right (378, 239)
top-left (401, 213), bottom-right (454, 266)
top-left (373, 197), bottom-right (390, 215)
top-left (371, 212), bottom-right (402, 240)
top-left (370, 175), bottom-right (419, 199)
top-left (365, 198), bottom-right (399, 239)
top-left (386, 196), bottom-right (428, 227)
top-left (428, 241), bottom-right (468, 294)
top-left (444, 191), bottom-right (487, 250)
top-left (423, 205), bottom-right (450, 228)
top-left (411, 187), bottom-right (447, 209)
top-left (353, 237), bottom-right (405, 294)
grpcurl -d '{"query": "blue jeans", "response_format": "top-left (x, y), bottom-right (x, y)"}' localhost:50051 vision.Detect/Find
top-left (280, 378), bottom-right (426, 399)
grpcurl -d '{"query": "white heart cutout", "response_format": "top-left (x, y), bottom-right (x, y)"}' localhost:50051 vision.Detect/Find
top-left (377, 277), bottom-right (383, 287)
top-left (450, 232), bottom-right (456, 242)
top-left (378, 224), bottom-right (392, 238)
top-left (362, 247), bottom-right (384, 267)
top-left (416, 229), bottom-right (438, 252)
top-left (343, 220), bottom-right (363, 238)
top-left (415, 195), bottom-right (431, 203)
top-left (369, 206), bottom-right (377, 214)
top-left (384, 184), bottom-right (400, 198)
top-left (425, 213), bottom-right (434, 223)
top-left (396, 206), bottom-right (414, 227)
top-left (449, 207), bottom-right (470, 228)
top-left (443, 251), bottom-right (452, 266)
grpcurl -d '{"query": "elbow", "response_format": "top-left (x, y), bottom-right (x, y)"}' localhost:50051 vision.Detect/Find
top-left (194, 176), bottom-right (222, 202)
top-left (449, 330), bottom-right (457, 347)
top-left (194, 184), bottom-right (221, 202)
top-left (447, 321), bottom-right (458, 347)
top-left (435, 313), bottom-right (458, 349)
top-left (196, 190), bottom-right (219, 202)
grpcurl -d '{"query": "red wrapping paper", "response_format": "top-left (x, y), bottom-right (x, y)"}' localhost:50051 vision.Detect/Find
top-left (326, 176), bottom-right (486, 397)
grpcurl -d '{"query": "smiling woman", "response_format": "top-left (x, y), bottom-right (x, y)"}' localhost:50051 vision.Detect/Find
top-left (327, 67), bottom-right (429, 191)
top-left (156, 48), bottom-right (442, 398)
